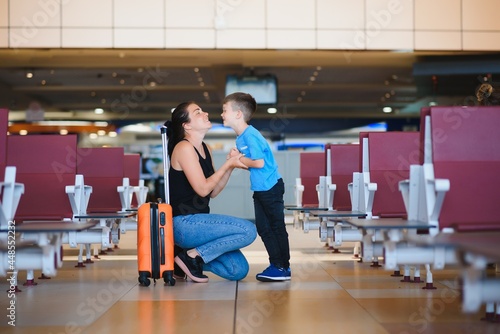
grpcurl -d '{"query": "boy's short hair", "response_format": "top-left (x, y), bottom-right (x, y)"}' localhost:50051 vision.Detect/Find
top-left (223, 92), bottom-right (257, 122)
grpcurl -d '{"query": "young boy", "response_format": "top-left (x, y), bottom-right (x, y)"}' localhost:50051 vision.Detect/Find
top-left (221, 92), bottom-right (291, 281)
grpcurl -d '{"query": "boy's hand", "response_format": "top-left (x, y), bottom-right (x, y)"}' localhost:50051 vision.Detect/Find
top-left (227, 147), bottom-right (240, 160)
top-left (227, 153), bottom-right (247, 169)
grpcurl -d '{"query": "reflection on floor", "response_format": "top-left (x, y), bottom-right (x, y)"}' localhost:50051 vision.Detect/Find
top-left (1, 223), bottom-right (499, 334)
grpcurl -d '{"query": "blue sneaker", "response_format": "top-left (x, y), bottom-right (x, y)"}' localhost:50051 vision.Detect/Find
top-left (285, 267), bottom-right (291, 279)
top-left (256, 264), bottom-right (290, 282)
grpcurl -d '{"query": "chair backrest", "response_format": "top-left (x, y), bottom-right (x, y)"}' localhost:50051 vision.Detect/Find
top-left (428, 106), bottom-right (500, 231)
top-left (299, 152), bottom-right (325, 206)
top-left (368, 131), bottom-right (420, 218)
top-left (123, 153), bottom-right (141, 207)
top-left (124, 154), bottom-right (141, 186)
top-left (325, 144), bottom-right (359, 210)
top-left (7, 134), bottom-right (77, 220)
top-left (76, 147), bottom-right (125, 213)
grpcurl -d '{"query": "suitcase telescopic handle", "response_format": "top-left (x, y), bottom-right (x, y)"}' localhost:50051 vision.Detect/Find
top-left (161, 126), bottom-right (170, 204)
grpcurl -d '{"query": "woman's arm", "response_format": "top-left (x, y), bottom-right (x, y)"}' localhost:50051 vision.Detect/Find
top-left (210, 164), bottom-right (233, 198)
top-left (173, 141), bottom-right (245, 197)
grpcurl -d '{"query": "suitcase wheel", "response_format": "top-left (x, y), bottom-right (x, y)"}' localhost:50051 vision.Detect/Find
top-left (163, 271), bottom-right (176, 286)
top-left (138, 274), bottom-right (151, 287)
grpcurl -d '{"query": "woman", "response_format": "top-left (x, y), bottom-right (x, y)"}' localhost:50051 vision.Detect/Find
top-left (166, 101), bottom-right (257, 282)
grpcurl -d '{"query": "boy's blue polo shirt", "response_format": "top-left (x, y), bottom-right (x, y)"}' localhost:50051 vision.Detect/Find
top-left (236, 125), bottom-right (281, 192)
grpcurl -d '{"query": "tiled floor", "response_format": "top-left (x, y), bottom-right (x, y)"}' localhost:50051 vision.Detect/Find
top-left (1, 221), bottom-right (499, 334)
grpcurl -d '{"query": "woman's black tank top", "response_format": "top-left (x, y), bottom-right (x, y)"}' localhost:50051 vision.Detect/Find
top-left (169, 141), bottom-right (214, 217)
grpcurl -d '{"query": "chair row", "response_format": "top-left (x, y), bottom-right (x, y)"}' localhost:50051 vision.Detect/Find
top-left (0, 108), bottom-right (146, 289)
top-left (290, 106), bottom-right (500, 319)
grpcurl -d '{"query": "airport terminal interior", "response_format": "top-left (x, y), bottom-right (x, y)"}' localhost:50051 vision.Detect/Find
top-left (1, 1), bottom-right (500, 333)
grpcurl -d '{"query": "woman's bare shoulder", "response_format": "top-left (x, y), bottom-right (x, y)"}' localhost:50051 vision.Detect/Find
top-left (173, 140), bottom-right (196, 159)
top-left (175, 140), bottom-right (192, 150)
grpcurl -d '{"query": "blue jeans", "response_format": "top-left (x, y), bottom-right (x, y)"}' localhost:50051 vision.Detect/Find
top-left (173, 213), bottom-right (257, 281)
top-left (253, 178), bottom-right (290, 269)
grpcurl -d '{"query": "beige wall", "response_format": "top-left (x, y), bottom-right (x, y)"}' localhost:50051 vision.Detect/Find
top-left (1, 0), bottom-right (500, 50)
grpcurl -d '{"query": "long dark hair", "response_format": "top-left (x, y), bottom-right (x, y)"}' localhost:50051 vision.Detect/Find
top-left (164, 101), bottom-right (195, 157)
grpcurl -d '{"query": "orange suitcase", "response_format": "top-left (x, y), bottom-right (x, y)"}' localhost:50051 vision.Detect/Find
top-left (137, 201), bottom-right (175, 286)
top-left (137, 125), bottom-right (175, 286)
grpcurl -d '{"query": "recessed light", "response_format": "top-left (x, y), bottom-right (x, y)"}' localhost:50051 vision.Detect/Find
top-left (383, 107), bottom-right (392, 113)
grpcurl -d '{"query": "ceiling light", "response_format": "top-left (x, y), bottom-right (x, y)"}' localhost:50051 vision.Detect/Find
top-left (108, 131), bottom-right (117, 137)
top-left (39, 120), bottom-right (92, 126)
top-left (429, 101), bottom-right (437, 106)
top-left (120, 123), bottom-right (153, 133)
top-left (94, 108), bottom-right (104, 114)
top-left (383, 107), bottom-right (392, 113)
top-left (59, 129), bottom-right (68, 135)
top-left (97, 130), bottom-right (106, 136)
top-left (20, 129), bottom-right (28, 135)
top-left (267, 107), bottom-right (277, 114)
top-left (26, 70), bottom-right (33, 79)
